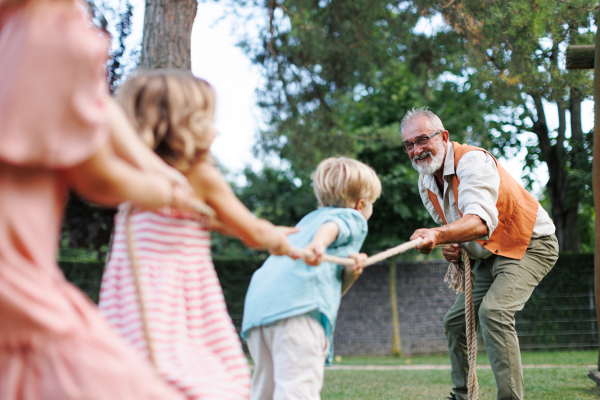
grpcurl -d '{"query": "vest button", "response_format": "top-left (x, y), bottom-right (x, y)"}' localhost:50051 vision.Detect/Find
top-left (483, 242), bottom-right (487, 246)
top-left (495, 250), bottom-right (499, 254)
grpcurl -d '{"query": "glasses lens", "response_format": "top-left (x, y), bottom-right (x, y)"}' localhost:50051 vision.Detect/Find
top-left (402, 144), bottom-right (411, 153)
top-left (416, 137), bottom-right (429, 147)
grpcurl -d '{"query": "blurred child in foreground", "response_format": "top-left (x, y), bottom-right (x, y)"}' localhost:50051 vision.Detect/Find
top-left (0, 0), bottom-right (205, 398)
top-left (241, 157), bottom-right (382, 400)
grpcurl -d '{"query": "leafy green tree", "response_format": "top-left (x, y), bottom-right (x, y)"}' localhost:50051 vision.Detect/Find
top-left (243, 0), bottom-right (424, 172)
top-left (347, 64), bottom-right (489, 252)
top-left (234, 0), bottom-right (491, 252)
top-left (425, 0), bottom-right (596, 251)
top-left (212, 165), bottom-right (316, 257)
top-left (236, 167), bottom-right (317, 226)
top-left (236, 0), bottom-right (595, 252)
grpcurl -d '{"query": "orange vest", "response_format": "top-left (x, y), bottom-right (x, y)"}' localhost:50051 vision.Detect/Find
top-left (426, 142), bottom-right (539, 260)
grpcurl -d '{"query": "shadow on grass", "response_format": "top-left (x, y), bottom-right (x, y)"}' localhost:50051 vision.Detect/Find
top-left (583, 384), bottom-right (600, 397)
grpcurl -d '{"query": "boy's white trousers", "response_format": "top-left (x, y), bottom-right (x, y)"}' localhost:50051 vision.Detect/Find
top-left (246, 314), bottom-right (330, 400)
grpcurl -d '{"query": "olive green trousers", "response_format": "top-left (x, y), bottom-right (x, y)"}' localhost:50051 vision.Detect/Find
top-left (443, 235), bottom-right (559, 400)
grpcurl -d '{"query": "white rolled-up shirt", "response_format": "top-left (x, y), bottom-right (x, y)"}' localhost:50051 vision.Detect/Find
top-left (418, 142), bottom-right (555, 259)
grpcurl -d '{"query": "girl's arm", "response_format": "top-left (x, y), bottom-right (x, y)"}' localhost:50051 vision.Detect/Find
top-left (187, 162), bottom-right (296, 256)
top-left (63, 139), bottom-right (181, 210)
top-left (106, 97), bottom-right (191, 190)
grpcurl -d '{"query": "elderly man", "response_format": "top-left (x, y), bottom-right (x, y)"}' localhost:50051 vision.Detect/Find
top-left (402, 108), bottom-right (558, 400)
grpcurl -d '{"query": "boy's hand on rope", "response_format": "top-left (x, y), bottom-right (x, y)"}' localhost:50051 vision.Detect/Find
top-left (303, 242), bottom-right (327, 266)
top-left (346, 253), bottom-right (367, 276)
top-left (300, 221), bottom-right (340, 266)
top-left (410, 228), bottom-right (441, 254)
top-left (442, 243), bottom-right (461, 263)
top-left (341, 253), bottom-right (367, 295)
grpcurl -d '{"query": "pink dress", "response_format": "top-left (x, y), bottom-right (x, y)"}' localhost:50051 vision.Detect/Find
top-left (0, 2), bottom-right (185, 399)
top-left (99, 206), bottom-right (251, 400)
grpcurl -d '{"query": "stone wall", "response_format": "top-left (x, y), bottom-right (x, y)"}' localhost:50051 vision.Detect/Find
top-left (60, 254), bottom-right (598, 357)
top-left (333, 255), bottom-right (598, 356)
top-left (334, 259), bottom-right (456, 356)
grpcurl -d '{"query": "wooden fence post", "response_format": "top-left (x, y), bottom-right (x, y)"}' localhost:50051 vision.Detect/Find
top-left (594, 5), bottom-right (600, 375)
top-left (567, 9), bottom-right (600, 383)
top-left (390, 257), bottom-right (402, 357)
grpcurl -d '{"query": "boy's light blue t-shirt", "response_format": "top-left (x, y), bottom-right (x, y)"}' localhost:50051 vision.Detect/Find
top-left (241, 207), bottom-right (368, 366)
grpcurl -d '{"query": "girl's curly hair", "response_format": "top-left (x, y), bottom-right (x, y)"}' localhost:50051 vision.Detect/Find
top-left (118, 69), bottom-right (216, 172)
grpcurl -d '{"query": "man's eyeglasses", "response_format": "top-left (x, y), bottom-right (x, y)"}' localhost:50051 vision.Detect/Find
top-left (402, 131), bottom-right (443, 153)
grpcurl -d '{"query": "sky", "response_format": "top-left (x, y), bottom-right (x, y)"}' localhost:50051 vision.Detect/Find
top-left (115, 0), bottom-right (594, 196)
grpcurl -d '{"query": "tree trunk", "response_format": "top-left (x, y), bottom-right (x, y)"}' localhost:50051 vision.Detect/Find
top-left (570, 93), bottom-right (584, 148)
top-left (140, 0), bottom-right (197, 70)
top-left (565, 93), bottom-right (584, 252)
top-left (532, 94), bottom-right (581, 252)
top-left (533, 95), bottom-right (566, 250)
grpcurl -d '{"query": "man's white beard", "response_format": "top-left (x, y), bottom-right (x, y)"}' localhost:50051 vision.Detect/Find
top-left (411, 142), bottom-right (446, 175)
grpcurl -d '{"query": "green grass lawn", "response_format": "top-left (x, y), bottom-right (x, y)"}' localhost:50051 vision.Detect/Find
top-left (319, 351), bottom-right (599, 400)
top-left (322, 367), bottom-right (599, 400)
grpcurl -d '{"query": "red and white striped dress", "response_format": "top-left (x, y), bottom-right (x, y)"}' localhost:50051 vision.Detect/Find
top-left (99, 205), bottom-right (251, 400)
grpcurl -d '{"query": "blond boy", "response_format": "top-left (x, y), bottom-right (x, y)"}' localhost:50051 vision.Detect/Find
top-left (241, 157), bottom-right (382, 400)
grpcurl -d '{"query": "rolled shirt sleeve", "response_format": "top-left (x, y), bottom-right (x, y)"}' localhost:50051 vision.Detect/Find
top-left (455, 151), bottom-right (500, 240)
top-left (324, 211), bottom-right (367, 249)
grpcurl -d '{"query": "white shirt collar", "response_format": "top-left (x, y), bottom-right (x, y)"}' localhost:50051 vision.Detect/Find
top-left (442, 141), bottom-right (454, 177)
top-left (421, 141), bottom-right (453, 197)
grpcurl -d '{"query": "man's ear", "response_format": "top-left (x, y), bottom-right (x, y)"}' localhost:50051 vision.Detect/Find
top-left (354, 198), bottom-right (366, 211)
top-left (441, 130), bottom-right (449, 143)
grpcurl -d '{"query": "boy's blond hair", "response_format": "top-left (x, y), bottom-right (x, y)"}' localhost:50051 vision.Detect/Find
top-left (117, 69), bottom-right (216, 172)
top-left (311, 157), bottom-right (382, 208)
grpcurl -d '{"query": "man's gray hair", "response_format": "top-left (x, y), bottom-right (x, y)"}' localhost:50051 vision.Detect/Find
top-left (400, 107), bottom-right (445, 133)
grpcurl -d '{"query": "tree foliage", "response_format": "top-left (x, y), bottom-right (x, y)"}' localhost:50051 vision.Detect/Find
top-left (234, 0), bottom-right (596, 252)
top-left (425, 0), bottom-right (596, 251)
top-left (244, 0), bottom-right (456, 171)
top-left (212, 166), bottom-right (317, 257)
top-left (230, 0), bottom-right (491, 253)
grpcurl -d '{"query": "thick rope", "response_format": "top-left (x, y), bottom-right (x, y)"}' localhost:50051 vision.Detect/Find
top-left (307, 238), bottom-right (425, 267)
top-left (126, 206), bottom-right (157, 367)
top-left (446, 248), bottom-right (479, 400)
top-left (364, 238), bottom-right (424, 266)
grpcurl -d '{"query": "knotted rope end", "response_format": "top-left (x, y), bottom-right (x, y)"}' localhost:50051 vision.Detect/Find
top-left (444, 261), bottom-right (466, 294)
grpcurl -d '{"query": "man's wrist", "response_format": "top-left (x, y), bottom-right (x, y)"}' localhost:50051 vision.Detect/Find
top-left (429, 227), bottom-right (444, 246)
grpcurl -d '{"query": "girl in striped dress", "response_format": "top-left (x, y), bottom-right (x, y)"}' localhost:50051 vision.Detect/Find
top-left (99, 70), bottom-right (298, 400)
